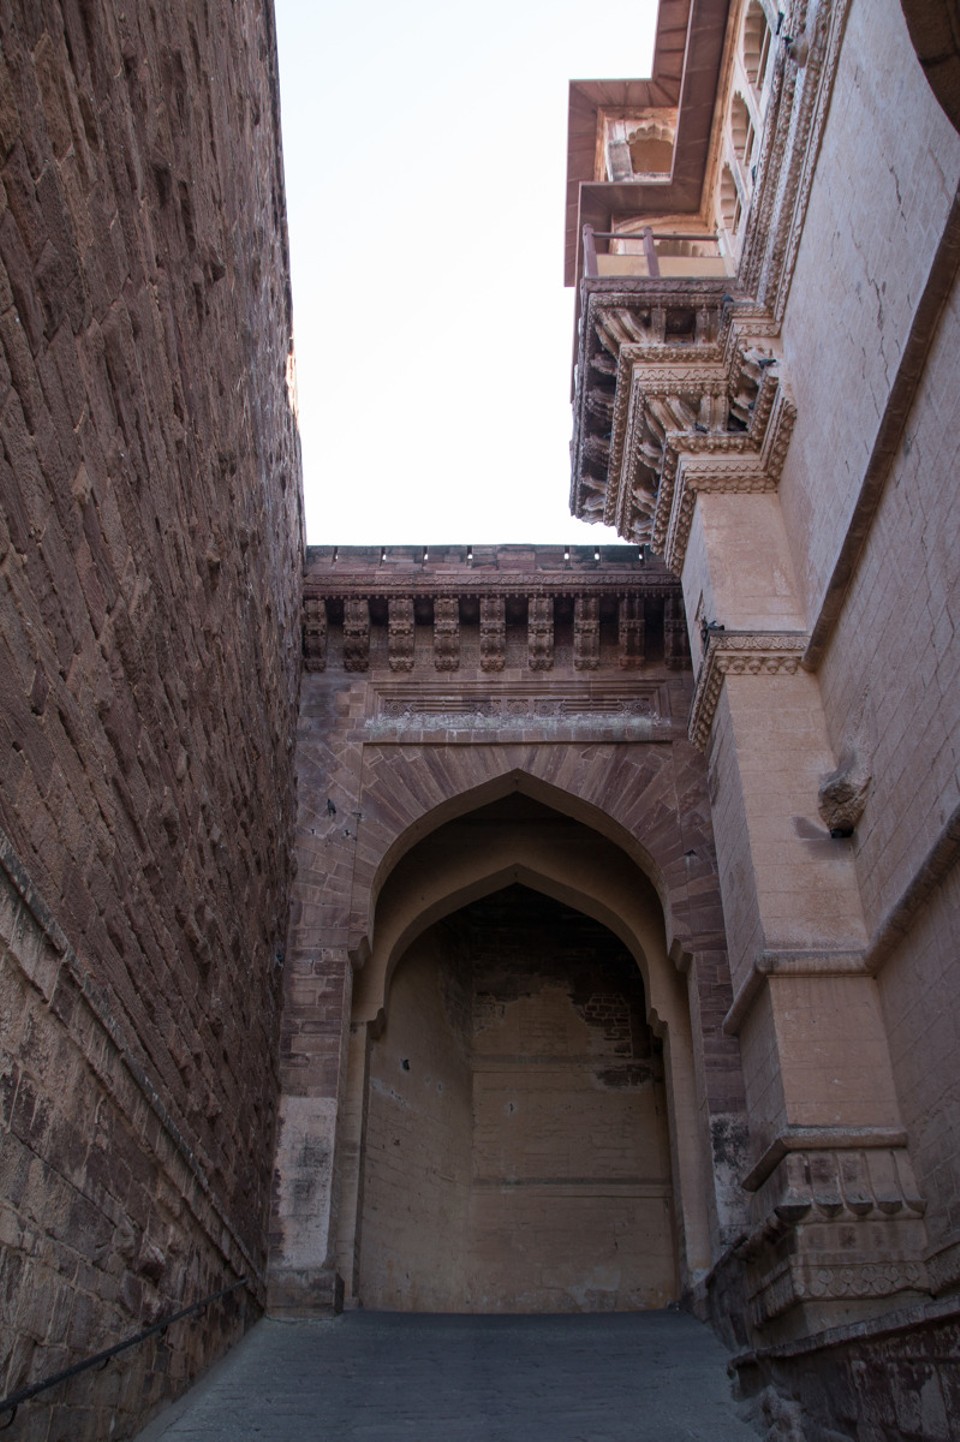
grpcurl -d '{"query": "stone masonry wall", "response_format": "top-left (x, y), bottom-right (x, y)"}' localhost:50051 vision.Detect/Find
top-left (271, 545), bottom-right (747, 1315)
top-left (776, 0), bottom-right (960, 1319)
top-left (0, 2), bottom-right (303, 1436)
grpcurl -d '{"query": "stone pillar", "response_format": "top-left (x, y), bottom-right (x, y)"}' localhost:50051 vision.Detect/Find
top-left (268, 946), bottom-right (354, 1314)
top-left (680, 486), bottom-right (928, 1341)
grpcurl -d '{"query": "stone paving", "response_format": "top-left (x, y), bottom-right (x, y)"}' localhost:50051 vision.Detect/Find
top-left (135, 1310), bottom-right (760, 1441)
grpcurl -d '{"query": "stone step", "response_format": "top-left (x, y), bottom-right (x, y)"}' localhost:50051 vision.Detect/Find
top-left (135, 1310), bottom-right (760, 1441)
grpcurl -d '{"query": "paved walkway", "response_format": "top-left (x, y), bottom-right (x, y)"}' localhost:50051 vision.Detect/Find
top-left (135, 1310), bottom-right (759, 1441)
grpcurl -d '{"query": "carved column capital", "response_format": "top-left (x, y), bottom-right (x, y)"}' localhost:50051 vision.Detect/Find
top-left (688, 630), bottom-right (808, 749)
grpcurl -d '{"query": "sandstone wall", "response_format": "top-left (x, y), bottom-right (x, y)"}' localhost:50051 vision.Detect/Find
top-left (776, 0), bottom-right (960, 1309)
top-left (270, 546), bottom-right (747, 1317)
top-left (360, 887), bottom-right (677, 1313)
top-left (0, 2), bottom-right (303, 1436)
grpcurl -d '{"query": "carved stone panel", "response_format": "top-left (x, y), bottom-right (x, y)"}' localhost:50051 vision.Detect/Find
top-left (573, 596), bottom-right (600, 670)
top-left (343, 598), bottom-right (370, 672)
top-left (433, 597), bottom-right (460, 671)
top-left (388, 597), bottom-right (415, 673)
top-left (528, 596), bottom-right (554, 671)
top-left (479, 596), bottom-right (506, 672)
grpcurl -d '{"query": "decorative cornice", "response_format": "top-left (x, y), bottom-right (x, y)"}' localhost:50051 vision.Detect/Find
top-left (303, 572), bottom-right (681, 602)
top-left (688, 630), bottom-right (808, 749)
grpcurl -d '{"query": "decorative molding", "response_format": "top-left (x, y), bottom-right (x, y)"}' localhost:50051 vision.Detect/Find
top-left (479, 596), bottom-right (506, 672)
top-left (343, 598), bottom-right (370, 673)
top-left (303, 573), bottom-right (679, 602)
top-left (387, 596), bottom-right (415, 673)
top-left (723, 948), bottom-right (870, 1037)
top-left (433, 597), bottom-right (460, 671)
top-left (688, 630), bottom-right (808, 750)
top-left (741, 1127), bottom-right (911, 1196)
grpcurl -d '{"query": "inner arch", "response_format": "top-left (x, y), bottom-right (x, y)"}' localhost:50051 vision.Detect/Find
top-left (356, 883), bottom-right (678, 1313)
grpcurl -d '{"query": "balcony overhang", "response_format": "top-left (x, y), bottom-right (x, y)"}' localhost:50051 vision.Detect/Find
top-left (564, 0), bottom-right (732, 287)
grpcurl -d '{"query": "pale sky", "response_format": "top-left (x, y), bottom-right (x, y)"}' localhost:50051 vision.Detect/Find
top-left (274, 0), bottom-right (658, 545)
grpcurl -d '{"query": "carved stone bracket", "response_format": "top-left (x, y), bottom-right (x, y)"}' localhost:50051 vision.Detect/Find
top-left (571, 285), bottom-right (797, 561)
top-left (433, 597), bottom-right (460, 671)
top-left (618, 597), bottom-right (645, 668)
top-left (573, 595), bottom-right (600, 670)
top-left (688, 631), bottom-right (808, 750)
top-left (343, 598), bottom-right (370, 673)
top-left (387, 597), bottom-right (415, 673)
top-left (737, 1139), bottom-right (929, 1331)
top-left (528, 596), bottom-right (554, 671)
top-left (664, 595), bottom-right (690, 670)
top-left (302, 595), bottom-right (327, 672)
top-left (479, 596), bottom-right (506, 672)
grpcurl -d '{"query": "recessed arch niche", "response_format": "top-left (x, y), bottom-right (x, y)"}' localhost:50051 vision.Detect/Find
top-left (335, 793), bottom-right (713, 1312)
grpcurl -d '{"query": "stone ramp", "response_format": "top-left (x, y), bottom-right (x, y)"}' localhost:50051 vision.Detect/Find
top-left (135, 1310), bottom-right (759, 1441)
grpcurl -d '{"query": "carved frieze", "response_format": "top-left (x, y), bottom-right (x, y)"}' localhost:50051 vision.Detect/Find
top-left (573, 596), bottom-right (600, 670)
top-left (387, 596), bottom-right (415, 673)
top-left (302, 595), bottom-right (327, 672)
top-left (528, 596), bottom-right (554, 671)
top-left (688, 630), bottom-right (808, 750)
top-left (479, 596), bottom-right (506, 672)
top-left (618, 597), bottom-right (645, 669)
top-left (343, 598), bottom-right (370, 672)
top-left (433, 597), bottom-right (460, 671)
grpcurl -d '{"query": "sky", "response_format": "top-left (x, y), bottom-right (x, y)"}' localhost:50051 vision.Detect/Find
top-left (273, 0), bottom-right (658, 545)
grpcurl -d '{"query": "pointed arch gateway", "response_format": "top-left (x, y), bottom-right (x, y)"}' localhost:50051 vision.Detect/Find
top-left (335, 781), bottom-right (717, 1313)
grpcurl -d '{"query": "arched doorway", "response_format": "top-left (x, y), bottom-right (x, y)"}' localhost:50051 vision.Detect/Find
top-left (336, 792), bottom-right (713, 1312)
top-left (359, 885), bottom-right (677, 1312)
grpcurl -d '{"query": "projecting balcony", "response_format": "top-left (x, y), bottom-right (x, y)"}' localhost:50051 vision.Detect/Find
top-left (581, 223), bottom-right (730, 281)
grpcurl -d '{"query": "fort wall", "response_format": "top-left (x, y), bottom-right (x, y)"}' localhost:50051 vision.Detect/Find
top-left (0, 2), bottom-right (302, 1435)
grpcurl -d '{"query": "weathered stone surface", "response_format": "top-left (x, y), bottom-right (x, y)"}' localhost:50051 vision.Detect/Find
top-left (0, 1), bottom-right (302, 1435)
